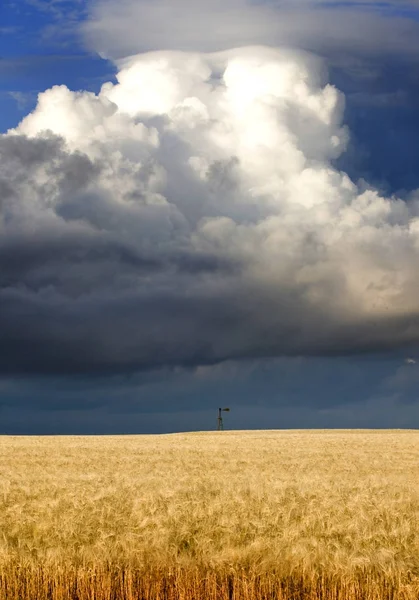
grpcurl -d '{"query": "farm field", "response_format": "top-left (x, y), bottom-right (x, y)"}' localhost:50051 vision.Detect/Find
top-left (1, 430), bottom-right (419, 599)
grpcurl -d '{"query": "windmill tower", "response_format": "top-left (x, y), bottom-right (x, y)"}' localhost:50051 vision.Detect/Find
top-left (217, 407), bottom-right (230, 431)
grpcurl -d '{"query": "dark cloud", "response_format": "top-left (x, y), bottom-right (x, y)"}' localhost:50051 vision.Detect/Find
top-left (1, 355), bottom-right (419, 433)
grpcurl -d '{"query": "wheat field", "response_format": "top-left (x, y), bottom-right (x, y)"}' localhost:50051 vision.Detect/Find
top-left (1, 430), bottom-right (419, 599)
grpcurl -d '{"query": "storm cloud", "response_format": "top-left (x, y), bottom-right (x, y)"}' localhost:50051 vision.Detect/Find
top-left (1, 45), bottom-right (419, 376)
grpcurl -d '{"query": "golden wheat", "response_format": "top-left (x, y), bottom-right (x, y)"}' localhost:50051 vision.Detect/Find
top-left (1, 430), bottom-right (419, 599)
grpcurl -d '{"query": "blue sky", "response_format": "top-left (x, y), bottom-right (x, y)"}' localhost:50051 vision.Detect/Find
top-left (0, 0), bottom-right (116, 132)
top-left (2, 0), bottom-right (419, 433)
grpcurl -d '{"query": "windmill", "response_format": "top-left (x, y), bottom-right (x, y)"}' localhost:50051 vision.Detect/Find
top-left (217, 407), bottom-right (230, 431)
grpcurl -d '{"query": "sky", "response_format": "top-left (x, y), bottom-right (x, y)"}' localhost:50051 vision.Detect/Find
top-left (2, 0), bottom-right (419, 433)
